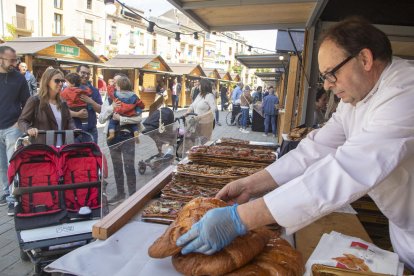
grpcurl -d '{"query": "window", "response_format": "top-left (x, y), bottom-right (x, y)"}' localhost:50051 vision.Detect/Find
top-left (54, 13), bottom-right (62, 34)
top-left (54, 0), bottom-right (63, 9)
top-left (110, 26), bottom-right (117, 44)
top-left (15, 5), bottom-right (27, 29)
top-left (188, 45), bottom-right (193, 57)
top-left (87, 0), bottom-right (92, 10)
top-left (139, 32), bottom-right (144, 46)
top-left (129, 30), bottom-right (135, 47)
top-left (229, 47), bottom-right (232, 56)
top-left (84, 20), bottom-right (93, 40)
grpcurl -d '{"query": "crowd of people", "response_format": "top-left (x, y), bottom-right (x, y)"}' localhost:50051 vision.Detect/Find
top-left (0, 45), bottom-right (149, 214)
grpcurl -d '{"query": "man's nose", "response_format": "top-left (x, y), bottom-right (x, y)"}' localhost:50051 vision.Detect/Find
top-left (323, 79), bottom-right (333, 91)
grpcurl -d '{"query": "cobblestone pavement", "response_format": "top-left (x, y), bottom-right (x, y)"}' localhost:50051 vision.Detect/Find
top-left (0, 108), bottom-right (278, 275)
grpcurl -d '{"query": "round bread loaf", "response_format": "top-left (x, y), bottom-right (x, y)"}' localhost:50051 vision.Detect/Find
top-left (172, 227), bottom-right (273, 276)
top-left (224, 235), bottom-right (304, 275)
top-left (148, 197), bottom-right (227, 258)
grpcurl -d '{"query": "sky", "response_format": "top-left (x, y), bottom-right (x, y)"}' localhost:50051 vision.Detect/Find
top-left (123, 0), bottom-right (277, 52)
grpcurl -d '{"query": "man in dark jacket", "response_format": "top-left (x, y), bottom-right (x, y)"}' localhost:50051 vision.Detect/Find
top-left (18, 62), bottom-right (37, 96)
top-left (0, 46), bottom-right (30, 215)
top-left (261, 88), bottom-right (279, 137)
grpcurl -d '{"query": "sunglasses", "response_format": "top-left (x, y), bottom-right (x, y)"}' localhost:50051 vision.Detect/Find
top-left (54, 79), bottom-right (65, 84)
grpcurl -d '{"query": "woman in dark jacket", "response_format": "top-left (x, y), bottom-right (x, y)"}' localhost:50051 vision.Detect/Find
top-left (18, 68), bottom-right (74, 145)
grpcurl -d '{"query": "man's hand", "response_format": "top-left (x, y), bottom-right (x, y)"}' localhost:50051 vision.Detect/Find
top-left (79, 94), bottom-right (94, 104)
top-left (176, 205), bottom-right (247, 255)
top-left (73, 109), bottom-right (88, 119)
top-left (27, 127), bottom-right (38, 137)
top-left (216, 177), bottom-right (251, 205)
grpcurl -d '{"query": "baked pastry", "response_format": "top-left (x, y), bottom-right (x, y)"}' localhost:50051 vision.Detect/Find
top-left (148, 197), bottom-right (227, 258)
top-left (172, 227), bottom-right (272, 276)
top-left (225, 235), bottom-right (304, 276)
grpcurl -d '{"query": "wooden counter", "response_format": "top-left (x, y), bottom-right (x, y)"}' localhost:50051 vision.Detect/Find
top-left (295, 212), bottom-right (372, 262)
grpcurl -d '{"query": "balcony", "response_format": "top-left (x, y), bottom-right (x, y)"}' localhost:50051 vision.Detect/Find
top-left (12, 16), bottom-right (34, 33)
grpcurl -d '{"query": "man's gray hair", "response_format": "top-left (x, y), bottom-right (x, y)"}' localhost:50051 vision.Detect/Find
top-left (237, 81), bottom-right (244, 87)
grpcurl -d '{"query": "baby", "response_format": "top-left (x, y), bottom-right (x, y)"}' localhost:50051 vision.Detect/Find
top-left (60, 73), bottom-right (92, 124)
top-left (107, 76), bottom-right (145, 143)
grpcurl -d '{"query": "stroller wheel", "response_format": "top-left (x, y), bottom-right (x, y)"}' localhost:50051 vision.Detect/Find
top-left (138, 161), bottom-right (146, 175)
top-left (20, 248), bottom-right (30, 262)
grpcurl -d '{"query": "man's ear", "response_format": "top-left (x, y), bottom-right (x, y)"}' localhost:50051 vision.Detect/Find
top-left (359, 48), bottom-right (374, 70)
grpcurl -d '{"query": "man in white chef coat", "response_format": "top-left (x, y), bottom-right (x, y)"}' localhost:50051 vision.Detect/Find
top-left (176, 17), bottom-right (414, 270)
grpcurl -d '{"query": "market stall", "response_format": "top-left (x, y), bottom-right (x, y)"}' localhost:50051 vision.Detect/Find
top-left (1, 36), bottom-right (104, 85)
top-left (167, 63), bottom-right (206, 108)
top-left (102, 55), bottom-right (173, 109)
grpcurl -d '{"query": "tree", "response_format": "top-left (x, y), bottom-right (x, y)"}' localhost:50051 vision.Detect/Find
top-left (2, 24), bottom-right (17, 41)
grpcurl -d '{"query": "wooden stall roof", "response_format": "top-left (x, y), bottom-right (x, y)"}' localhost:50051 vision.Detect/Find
top-left (255, 71), bottom-right (281, 81)
top-left (235, 54), bottom-right (287, 69)
top-left (166, 0), bottom-right (321, 31)
top-left (203, 68), bottom-right (221, 79)
top-left (217, 69), bottom-right (232, 81)
top-left (231, 73), bottom-right (240, 82)
top-left (168, 63), bottom-right (206, 77)
top-left (104, 55), bottom-right (173, 72)
top-left (1, 36), bottom-right (102, 63)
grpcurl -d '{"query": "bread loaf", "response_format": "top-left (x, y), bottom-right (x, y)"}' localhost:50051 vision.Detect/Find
top-left (172, 227), bottom-right (273, 276)
top-left (148, 197), bottom-right (227, 258)
top-left (225, 235), bottom-right (304, 276)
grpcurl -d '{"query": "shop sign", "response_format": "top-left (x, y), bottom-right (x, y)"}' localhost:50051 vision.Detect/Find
top-left (55, 44), bottom-right (80, 57)
top-left (148, 61), bottom-right (160, 70)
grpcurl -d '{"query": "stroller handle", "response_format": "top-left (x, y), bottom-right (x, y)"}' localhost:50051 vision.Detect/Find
top-left (22, 129), bottom-right (93, 139)
top-left (175, 112), bottom-right (198, 123)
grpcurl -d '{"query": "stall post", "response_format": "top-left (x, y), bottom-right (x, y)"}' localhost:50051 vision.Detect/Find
top-left (24, 55), bottom-right (34, 72)
top-left (278, 55), bottom-right (299, 144)
top-left (134, 68), bottom-right (140, 96)
top-left (180, 75), bottom-right (187, 107)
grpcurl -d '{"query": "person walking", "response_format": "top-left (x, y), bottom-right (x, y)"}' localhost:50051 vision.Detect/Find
top-left (0, 46), bottom-right (30, 215)
top-left (18, 62), bottom-right (37, 96)
top-left (220, 84), bottom-right (229, 111)
top-left (230, 82), bottom-right (243, 124)
top-left (190, 79), bottom-right (200, 103)
top-left (239, 85), bottom-right (252, 133)
top-left (176, 17), bottom-right (414, 271)
top-left (261, 88), bottom-right (279, 137)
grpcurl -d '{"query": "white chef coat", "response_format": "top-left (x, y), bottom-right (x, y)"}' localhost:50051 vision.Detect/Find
top-left (264, 57), bottom-right (414, 269)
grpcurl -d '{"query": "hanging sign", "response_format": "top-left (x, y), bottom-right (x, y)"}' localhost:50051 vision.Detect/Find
top-left (55, 44), bottom-right (80, 57)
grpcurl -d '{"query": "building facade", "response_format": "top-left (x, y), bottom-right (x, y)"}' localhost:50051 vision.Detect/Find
top-left (0, 1), bottom-right (251, 82)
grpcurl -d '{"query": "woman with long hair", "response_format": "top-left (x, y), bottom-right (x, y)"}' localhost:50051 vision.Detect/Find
top-left (18, 68), bottom-right (74, 145)
top-left (186, 79), bottom-right (216, 116)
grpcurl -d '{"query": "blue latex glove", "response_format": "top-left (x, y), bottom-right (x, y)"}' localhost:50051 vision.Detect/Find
top-left (176, 205), bottom-right (247, 255)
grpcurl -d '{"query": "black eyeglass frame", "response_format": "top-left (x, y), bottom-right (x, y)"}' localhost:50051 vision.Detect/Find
top-left (320, 55), bottom-right (355, 83)
top-left (54, 79), bottom-right (65, 84)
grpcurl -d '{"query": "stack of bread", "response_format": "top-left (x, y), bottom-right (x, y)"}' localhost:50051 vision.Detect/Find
top-left (288, 127), bottom-right (314, 141)
top-left (149, 197), bottom-right (304, 275)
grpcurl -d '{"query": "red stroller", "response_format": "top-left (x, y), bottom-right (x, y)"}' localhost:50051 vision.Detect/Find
top-left (7, 130), bottom-right (104, 274)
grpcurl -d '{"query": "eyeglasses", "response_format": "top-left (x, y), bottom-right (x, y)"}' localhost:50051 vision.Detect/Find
top-left (320, 55), bottom-right (355, 83)
top-left (54, 79), bottom-right (65, 84)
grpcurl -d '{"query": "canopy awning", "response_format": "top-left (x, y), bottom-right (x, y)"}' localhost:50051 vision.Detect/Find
top-left (168, 63), bottom-right (206, 77)
top-left (166, 0), bottom-right (322, 31)
top-left (104, 55), bottom-right (173, 72)
top-left (235, 54), bottom-right (287, 69)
